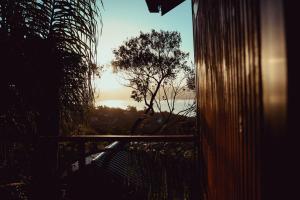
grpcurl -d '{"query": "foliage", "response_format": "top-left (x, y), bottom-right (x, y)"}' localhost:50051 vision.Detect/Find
top-left (112, 30), bottom-right (189, 109)
top-left (0, 1), bottom-right (101, 198)
top-left (112, 29), bottom-right (194, 133)
top-left (0, 0), bottom-right (101, 135)
top-left (186, 63), bottom-right (196, 90)
top-left (88, 106), bottom-right (196, 135)
top-left (128, 143), bottom-right (196, 200)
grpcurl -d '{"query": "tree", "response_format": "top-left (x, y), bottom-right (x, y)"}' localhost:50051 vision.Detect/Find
top-left (0, 0), bottom-right (101, 136)
top-left (0, 1), bottom-right (101, 199)
top-left (152, 66), bottom-right (196, 133)
top-left (112, 30), bottom-right (192, 133)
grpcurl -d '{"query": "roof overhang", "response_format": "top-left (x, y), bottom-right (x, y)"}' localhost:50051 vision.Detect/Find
top-left (145, 0), bottom-right (185, 16)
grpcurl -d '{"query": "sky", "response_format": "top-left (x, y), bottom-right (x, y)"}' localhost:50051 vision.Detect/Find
top-left (94, 0), bottom-right (194, 100)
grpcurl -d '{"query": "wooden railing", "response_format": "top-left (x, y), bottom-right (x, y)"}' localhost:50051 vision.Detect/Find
top-left (1, 134), bottom-right (198, 171)
top-left (1, 134), bottom-right (196, 143)
top-left (0, 134), bottom-right (199, 199)
top-left (40, 134), bottom-right (197, 142)
top-left (47, 134), bottom-right (197, 170)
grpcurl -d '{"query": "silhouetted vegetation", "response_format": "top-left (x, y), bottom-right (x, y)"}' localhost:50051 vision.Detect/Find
top-left (0, 0), bottom-right (100, 136)
top-left (84, 106), bottom-right (196, 135)
top-left (0, 0), bottom-right (101, 199)
top-left (112, 30), bottom-right (193, 133)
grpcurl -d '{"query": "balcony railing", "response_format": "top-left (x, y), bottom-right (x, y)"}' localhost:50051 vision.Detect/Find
top-left (1, 134), bottom-right (198, 170)
top-left (0, 134), bottom-right (199, 199)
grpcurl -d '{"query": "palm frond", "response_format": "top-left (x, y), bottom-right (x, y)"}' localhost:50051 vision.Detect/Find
top-left (0, 0), bottom-right (102, 135)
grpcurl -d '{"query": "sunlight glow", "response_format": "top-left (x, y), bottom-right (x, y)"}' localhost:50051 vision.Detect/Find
top-left (94, 0), bottom-right (193, 102)
top-left (95, 68), bottom-right (122, 92)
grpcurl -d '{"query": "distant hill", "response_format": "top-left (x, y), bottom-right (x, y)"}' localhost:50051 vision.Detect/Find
top-left (83, 106), bottom-right (196, 135)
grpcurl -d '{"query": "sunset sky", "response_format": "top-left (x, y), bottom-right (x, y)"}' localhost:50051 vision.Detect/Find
top-left (94, 0), bottom-right (193, 101)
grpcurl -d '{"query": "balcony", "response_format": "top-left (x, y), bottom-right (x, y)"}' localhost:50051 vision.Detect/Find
top-left (0, 134), bottom-right (200, 199)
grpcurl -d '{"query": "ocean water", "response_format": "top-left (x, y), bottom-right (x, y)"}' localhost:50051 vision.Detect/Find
top-left (96, 99), bottom-right (195, 115)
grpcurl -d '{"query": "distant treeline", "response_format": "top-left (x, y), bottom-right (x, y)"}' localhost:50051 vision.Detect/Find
top-left (79, 106), bottom-right (196, 135)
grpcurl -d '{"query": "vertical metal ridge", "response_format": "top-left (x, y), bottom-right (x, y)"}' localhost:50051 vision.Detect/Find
top-left (193, 0), bottom-right (262, 199)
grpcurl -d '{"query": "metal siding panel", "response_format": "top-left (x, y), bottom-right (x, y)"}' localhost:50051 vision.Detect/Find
top-left (193, 0), bottom-right (262, 199)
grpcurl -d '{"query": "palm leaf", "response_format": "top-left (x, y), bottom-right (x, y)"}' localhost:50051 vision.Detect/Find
top-left (0, 0), bottom-right (102, 135)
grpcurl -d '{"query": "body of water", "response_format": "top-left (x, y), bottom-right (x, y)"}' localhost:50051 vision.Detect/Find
top-left (96, 99), bottom-right (195, 114)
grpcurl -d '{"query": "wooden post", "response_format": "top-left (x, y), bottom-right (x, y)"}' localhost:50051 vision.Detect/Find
top-left (78, 141), bottom-right (85, 169)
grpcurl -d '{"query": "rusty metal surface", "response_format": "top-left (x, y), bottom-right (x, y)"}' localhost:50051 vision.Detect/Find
top-left (193, 0), bottom-right (262, 199)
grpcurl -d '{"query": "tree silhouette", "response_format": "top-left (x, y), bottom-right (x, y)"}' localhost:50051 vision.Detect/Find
top-left (112, 30), bottom-right (190, 133)
top-left (0, 0), bottom-right (101, 136)
top-left (0, 1), bottom-right (101, 198)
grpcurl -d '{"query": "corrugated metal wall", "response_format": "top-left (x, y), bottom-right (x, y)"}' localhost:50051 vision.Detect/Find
top-left (193, 0), bottom-right (262, 199)
top-left (193, 0), bottom-right (293, 199)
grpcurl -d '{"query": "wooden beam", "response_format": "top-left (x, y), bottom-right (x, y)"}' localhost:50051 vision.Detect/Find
top-left (39, 134), bottom-right (197, 142)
